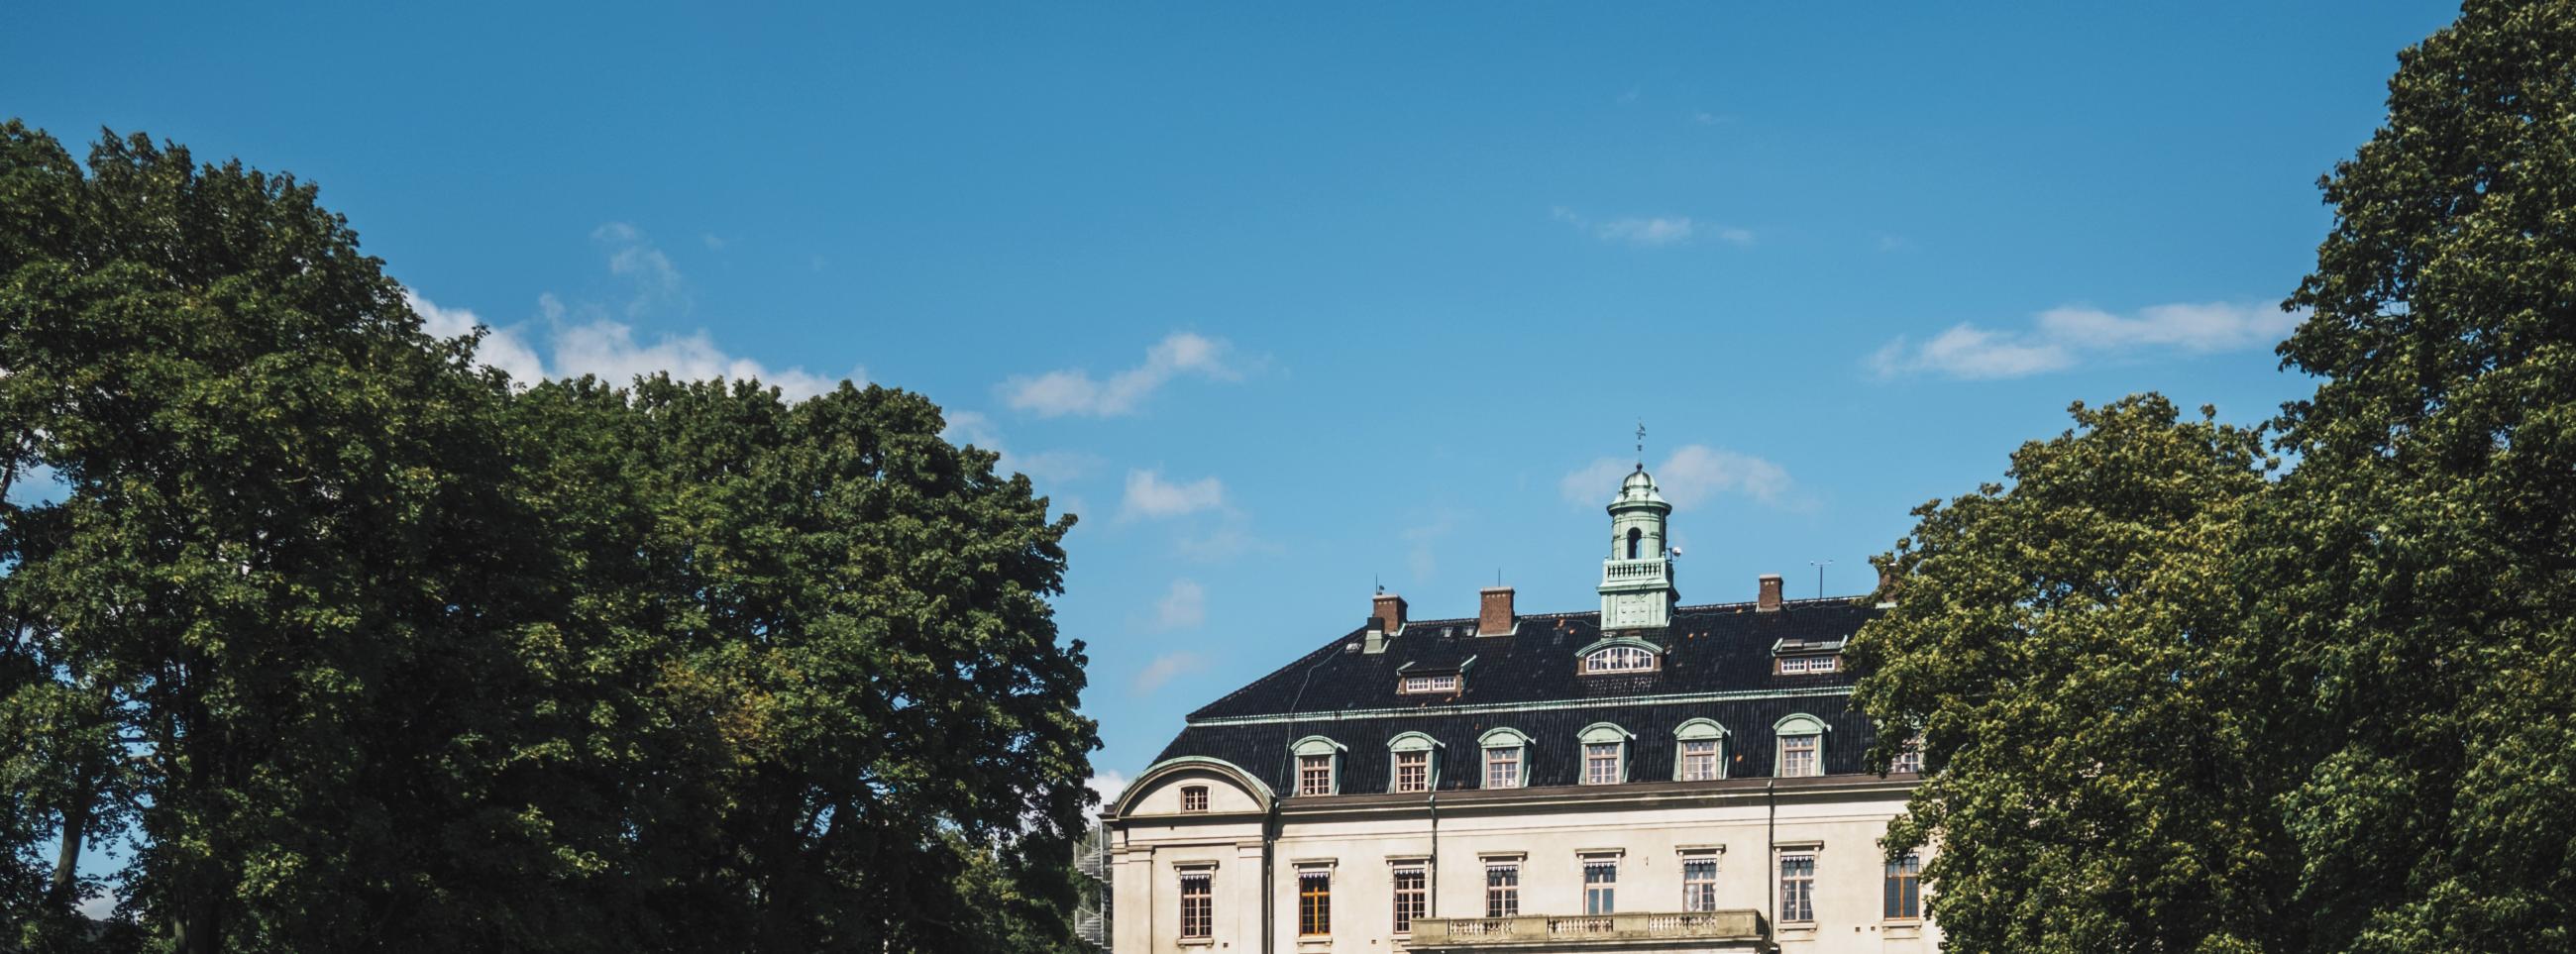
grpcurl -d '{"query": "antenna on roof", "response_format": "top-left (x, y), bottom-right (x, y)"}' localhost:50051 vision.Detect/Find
top-left (1808, 560), bottom-right (1834, 599)
top-left (1375, 573), bottom-right (1384, 595)
top-left (1636, 420), bottom-right (1648, 469)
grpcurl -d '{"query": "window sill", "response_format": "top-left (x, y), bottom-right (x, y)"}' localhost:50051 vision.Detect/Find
top-left (1778, 923), bottom-right (1818, 942)
top-left (1178, 937), bottom-right (1214, 947)
top-left (1882, 922), bottom-right (1923, 938)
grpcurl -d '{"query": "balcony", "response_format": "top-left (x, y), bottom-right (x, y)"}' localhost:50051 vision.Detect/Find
top-left (1599, 558), bottom-right (1670, 587)
top-left (1407, 910), bottom-right (1771, 953)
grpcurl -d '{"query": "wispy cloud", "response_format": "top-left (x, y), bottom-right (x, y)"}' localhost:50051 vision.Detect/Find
top-left (1002, 332), bottom-right (1239, 418)
top-left (942, 411), bottom-right (1103, 483)
top-left (1154, 579), bottom-right (1208, 630)
top-left (1561, 445), bottom-right (1793, 510)
top-left (1554, 207), bottom-right (1743, 248)
top-left (1086, 770), bottom-right (1130, 806)
top-left (1869, 301), bottom-right (2301, 380)
top-left (1132, 651), bottom-right (1208, 694)
top-left (1122, 469), bottom-right (1226, 521)
top-left (1399, 510), bottom-right (1462, 583)
top-left (406, 221), bottom-right (861, 401)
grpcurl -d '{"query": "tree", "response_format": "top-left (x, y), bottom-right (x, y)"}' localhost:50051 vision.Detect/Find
top-left (0, 121), bottom-right (1098, 952)
top-left (1851, 396), bottom-right (2291, 954)
top-left (2264, 1), bottom-right (2576, 949)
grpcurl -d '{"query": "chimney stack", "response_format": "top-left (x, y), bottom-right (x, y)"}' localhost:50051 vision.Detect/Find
top-left (1478, 586), bottom-right (1517, 636)
top-left (1875, 566), bottom-right (1896, 608)
top-left (1372, 592), bottom-right (1408, 635)
top-left (1757, 574), bottom-right (1784, 612)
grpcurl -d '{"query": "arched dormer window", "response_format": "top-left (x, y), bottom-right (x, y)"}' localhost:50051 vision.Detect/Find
top-left (1773, 714), bottom-right (1829, 778)
top-left (1292, 736), bottom-right (1347, 796)
top-left (1478, 727), bottom-right (1531, 789)
top-left (1578, 722), bottom-right (1634, 785)
top-left (1387, 732), bottom-right (1442, 794)
top-left (1672, 718), bottom-right (1729, 781)
top-left (1577, 636), bottom-right (1664, 675)
top-left (1627, 527), bottom-right (1644, 559)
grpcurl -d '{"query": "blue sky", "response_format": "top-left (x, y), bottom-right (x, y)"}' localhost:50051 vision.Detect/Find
top-left (11, 1), bottom-right (2458, 805)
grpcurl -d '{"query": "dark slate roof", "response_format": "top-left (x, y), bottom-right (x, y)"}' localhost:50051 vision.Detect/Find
top-left (1154, 595), bottom-right (1891, 795)
top-left (1188, 597), bottom-right (1878, 719)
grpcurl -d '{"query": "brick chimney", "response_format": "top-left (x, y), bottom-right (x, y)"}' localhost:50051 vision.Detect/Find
top-left (1757, 574), bottom-right (1784, 612)
top-left (1875, 566), bottom-right (1896, 608)
top-left (1372, 592), bottom-right (1408, 635)
top-left (1477, 586), bottom-right (1516, 636)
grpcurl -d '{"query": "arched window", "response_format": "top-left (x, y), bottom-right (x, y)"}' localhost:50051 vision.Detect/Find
top-left (1387, 732), bottom-right (1442, 794)
top-left (1672, 718), bottom-right (1729, 781)
top-left (1578, 637), bottom-right (1664, 675)
top-left (1627, 527), bottom-right (1644, 559)
top-left (1773, 714), bottom-right (1829, 778)
top-left (1292, 736), bottom-right (1346, 795)
top-left (1578, 723), bottom-right (1633, 785)
top-left (1478, 727), bottom-right (1531, 789)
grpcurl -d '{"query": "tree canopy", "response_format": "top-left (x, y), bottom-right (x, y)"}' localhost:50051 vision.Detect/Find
top-left (1, 121), bottom-right (1097, 953)
top-left (1856, 2), bottom-right (2576, 951)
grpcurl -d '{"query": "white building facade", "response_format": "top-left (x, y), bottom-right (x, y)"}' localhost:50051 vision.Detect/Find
top-left (1105, 467), bottom-right (1936, 954)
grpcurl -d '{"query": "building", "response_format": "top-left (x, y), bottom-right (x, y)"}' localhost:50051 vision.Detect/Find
top-left (1102, 465), bottom-right (1935, 953)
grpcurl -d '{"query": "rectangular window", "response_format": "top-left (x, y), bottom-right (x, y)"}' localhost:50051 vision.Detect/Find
top-left (1778, 655), bottom-right (1841, 675)
top-left (1811, 656), bottom-right (1840, 674)
top-left (1298, 754), bottom-right (1334, 795)
top-left (1391, 866), bottom-right (1427, 934)
top-left (1781, 734), bottom-right (1820, 778)
top-left (1484, 862), bottom-right (1520, 917)
top-left (1394, 750), bottom-right (1430, 793)
top-left (1484, 747), bottom-right (1521, 789)
top-left (1680, 739), bottom-right (1720, 781)
top-left (1583, 743), bottom-right (1621, 785)
top-left (1582, 858), bottom-right (1618, 915)
top-left (1779, 853), bottom-right (1816, 923)
top-left (1400, 674), bottom-right (1458, 694)
top-left (1884, 854), bottom-right (1922, 919)
top-left (1298, 870), bottom-right (1332, 936)
top-left (1179, 871), bottom-right (1213, 939)
top-left (1890, 748), bottom-right (1922, 775)
top-left (1681, 856), bottom-right (1719, 912)
top-left (1181, 786), bottom-right (1209, 812)
top-left (1779, 656), bottom-right (1808, 675)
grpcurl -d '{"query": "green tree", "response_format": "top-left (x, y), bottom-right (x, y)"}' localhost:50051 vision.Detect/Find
top-left (2264, 1), bottom-right (2576, 949)
top-left (1851, 396), bottom-right (2290, 954)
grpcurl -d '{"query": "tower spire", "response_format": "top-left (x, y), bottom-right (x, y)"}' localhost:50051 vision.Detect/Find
top-left (1635, 420), bottom-right (1647, 469)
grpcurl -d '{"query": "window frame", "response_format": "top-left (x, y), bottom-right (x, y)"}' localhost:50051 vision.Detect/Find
top-left (1398, 673), bottom-right (1460, 694)
top-left (1581, 856), bottom-right (1619, 915)
top-left (1680, 853), bottom-right (1720, 912)
top-left (1483, 861), bottom-right (1520, 918)
top-left (1884, 853), bottom-right (1922, 921)
top-left (1777, 654), bottom-right (1841, 676)
top-left (1179, 785), bottom-right (1209, 812)
top-left (1778, 851), bottom-right (1817, 924)
top-left (1391, 865), bottom-right (1427, 935)
top-left (1178, 867), bottom-right (1215, 940)
top-left (1387, 732), bottom-right (1441, 794)
top-left (1574, 637), bottom-right (1664, 675)
top-left (1297, 868), bottom-right (1333, 937)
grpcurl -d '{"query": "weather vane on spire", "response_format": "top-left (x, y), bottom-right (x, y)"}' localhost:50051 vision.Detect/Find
top-left (1635, 420), bottom-right (1647, 470)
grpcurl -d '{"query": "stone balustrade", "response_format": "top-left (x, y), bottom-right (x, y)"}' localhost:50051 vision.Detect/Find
top-left (1407, 909), bottom-right (1769, 950)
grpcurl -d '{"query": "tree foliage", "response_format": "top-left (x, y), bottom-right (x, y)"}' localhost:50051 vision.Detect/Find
top-left (1857, 2), bottom-right (2576, 951)
top-left (0, 121), bottom-right (1096, 953)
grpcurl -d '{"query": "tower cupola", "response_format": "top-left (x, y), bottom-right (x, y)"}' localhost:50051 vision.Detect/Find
top-left (1599, 464), bottom-right (1677, 630)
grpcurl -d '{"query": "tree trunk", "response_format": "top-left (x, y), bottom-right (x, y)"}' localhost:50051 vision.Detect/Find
top-left (48, 771), bottom-right (91, 905)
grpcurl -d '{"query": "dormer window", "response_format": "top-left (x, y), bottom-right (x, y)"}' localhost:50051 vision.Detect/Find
top-left (1773, 714), bottom-right (1829, 778)
top-left (1387, 732), bottom-right (1441, 794)
top-left (1478, 728), bottom-right (1531, 789)
top-left (1180, 785), bottom-right (1210, 812)
top-left (1400, 673), bottom-right (1459, 694)
top-left (1292, 736), bottom-right (1346, 795)
top-left (1578, 723), bottom-right (1633, 785)
top-left (1778, 655), bottom-right (1840, 675)
top-left (1578, 637), bottom-right (1663, 675)
top-left (1672, 718), bottom-right (1729, 782)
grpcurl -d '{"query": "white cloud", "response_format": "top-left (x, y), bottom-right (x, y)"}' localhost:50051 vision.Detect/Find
top-left (77, 890), bottom-right (115, 920)
top-left (1122, 469), bottom-right (1226, 521)
top-left (1399, 511), bottom-right (1461, 583)
top-left (1554, 207), bottom-right (1744, 248)
top-left (1177, 521), bottom-right (1272, 561)
top-left (406, 291), bottom-right (548, 384)
top-left (1561, 445), bottom-right (1794, 509)
top-left (1086, 770), bottom-right (1130, 806)
top-left (1002, 332), bottom-right (1239, 418)
top-left (1869, 301), bottom-right (2301, 380)
top-left (592, 222), bottom-right (685, 315)
top-left (1154, 579), bottom-right (1208, 631)
top-left (1132, 651), bottom-right (1207, 695)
